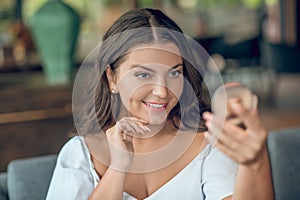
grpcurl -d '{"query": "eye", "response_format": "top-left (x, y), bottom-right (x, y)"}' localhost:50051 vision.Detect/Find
top-left (168, 70), bottom-right (182, 78)
top-left (135, 72), bottom-right (151, 79)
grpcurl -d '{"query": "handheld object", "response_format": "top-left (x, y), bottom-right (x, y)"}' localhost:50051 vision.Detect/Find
top-left (211, 82), bottom-right (253, 128)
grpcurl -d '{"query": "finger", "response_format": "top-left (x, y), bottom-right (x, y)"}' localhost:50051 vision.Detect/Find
top-left (206, 115), bottom-right (224, 139)
top-left (129, 119), bottom-right (151, 132)
top-left (205, 131), bottom-right (240, 161)
top-left (202, 111), bottom-right (212, 120)
top-left (119, 118), bottom-right (144, 132)
top-left (122, 132), bottom-right (133, 142)
top-left (208, 115), bottom-right (249, 150)
top-left (223, 118), bottom-right (247, 140)
top-left (219, 123), bottom-right (249, 151)
top-left (229, 97), bottom-right (248, 116)
top-left (116, 121), bottom-right (134, 133)
top-left (204, 131), bottom-right (218, 145)
top-left (251, 94), bottom-right (258, 114)
top-left (242, 95), bottom-right (264, 132)
top-left (221, 125), bottom-right (267, 161)
top-left (207, 130), bottom-right (248, 163)
top-left (228, 96), bottom-right (260, 130)
top-left (128, 117), bottom-right (149, 125)
top-left (128, 120), bottom-right (147, 134)
top-left (123, 129), bottom-right (135, 137)
top-left (121, 117), bottom-right (150, 133)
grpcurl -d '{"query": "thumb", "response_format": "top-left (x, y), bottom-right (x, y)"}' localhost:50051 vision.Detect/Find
top-left (229, 95), bottom-right (261, 131)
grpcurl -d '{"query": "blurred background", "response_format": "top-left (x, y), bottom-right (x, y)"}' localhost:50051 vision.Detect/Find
top-left (0, 0), bottom-right (299, 172)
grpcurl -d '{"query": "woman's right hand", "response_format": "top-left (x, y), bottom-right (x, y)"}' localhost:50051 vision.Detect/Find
top-left (105, 117), bottom-right (150, 171)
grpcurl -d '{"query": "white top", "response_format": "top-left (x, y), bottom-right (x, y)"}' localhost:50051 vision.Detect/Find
top-left (46, 136), bottom-right (237, 200)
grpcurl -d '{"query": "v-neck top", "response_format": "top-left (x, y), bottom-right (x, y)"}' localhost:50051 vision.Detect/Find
top-left (46, 136), bottom-right (237, 200)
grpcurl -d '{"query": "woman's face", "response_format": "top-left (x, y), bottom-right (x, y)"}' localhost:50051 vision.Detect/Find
top-left (107, 43), bottom-right (184, 125)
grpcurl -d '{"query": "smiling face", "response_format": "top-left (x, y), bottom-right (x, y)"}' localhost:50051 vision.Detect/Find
top-left (106, 43), bottom-right (184, 125)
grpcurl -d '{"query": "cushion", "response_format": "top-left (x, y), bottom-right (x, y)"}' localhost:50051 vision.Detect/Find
top-left (7, 155), bottom-right (57, 200)
top-left (268, 127), bottom-right (300, 200)
top-left (0, 173), bottom-right (8, 200)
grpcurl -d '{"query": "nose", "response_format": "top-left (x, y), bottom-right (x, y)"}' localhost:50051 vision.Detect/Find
top-left (152, 82), bottom-right (168, 99)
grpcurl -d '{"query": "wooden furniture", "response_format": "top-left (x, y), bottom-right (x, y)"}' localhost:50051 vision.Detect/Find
top-left (0, 72), bottom-right (73, 172)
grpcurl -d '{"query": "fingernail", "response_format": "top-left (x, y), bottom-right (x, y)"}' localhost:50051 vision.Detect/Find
top-left (137, 118), bottom-right (149, 124)
top-left (129, 128), bottom-right (134, 133)
top-left (231, 100), bottom-right (243, 111)
top-left (143, 126), bottom-right (151, 132)
top-left (202, 112), bottom-right (211, 120)
top-left (252, 95), bottom-right (258, 109)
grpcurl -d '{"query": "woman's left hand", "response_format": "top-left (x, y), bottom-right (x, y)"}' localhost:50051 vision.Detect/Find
top-left (202, 95), bottom-right (268, 166)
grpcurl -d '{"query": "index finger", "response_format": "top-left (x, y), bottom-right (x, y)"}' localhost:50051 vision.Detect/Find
top-left (127, 117), bottom-right (149, 125)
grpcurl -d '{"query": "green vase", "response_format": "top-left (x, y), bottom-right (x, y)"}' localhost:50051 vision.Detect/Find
top-left (30, 0), bottom-right (80, 85)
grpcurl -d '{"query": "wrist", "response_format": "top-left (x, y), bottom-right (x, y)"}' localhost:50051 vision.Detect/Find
top-left (240, 146), bottom-right (270, 172)
top-left (109, 160), bottom-right (132, 173)
top-left (106, 166), bottom-right (129, 182)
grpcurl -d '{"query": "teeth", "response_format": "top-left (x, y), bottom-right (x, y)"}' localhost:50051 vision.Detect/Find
top-left (146, 103), bottom-right (166, 108)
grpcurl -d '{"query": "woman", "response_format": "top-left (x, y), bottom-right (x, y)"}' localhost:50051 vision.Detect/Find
top-left (46, 8), bottom-right (273, 200)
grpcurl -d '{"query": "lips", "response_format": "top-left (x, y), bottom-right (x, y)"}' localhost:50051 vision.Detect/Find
top-left (143, 101), bottom-right (168, 112)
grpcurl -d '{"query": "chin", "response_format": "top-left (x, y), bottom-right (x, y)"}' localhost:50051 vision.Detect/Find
top-left (147, 113), bottom-right (168, 126)
top-left (149, 119), bottom-right (166, 126)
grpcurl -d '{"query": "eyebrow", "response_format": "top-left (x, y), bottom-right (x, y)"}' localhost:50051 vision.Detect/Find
top-left (130, 63), bottom-right (183, 72)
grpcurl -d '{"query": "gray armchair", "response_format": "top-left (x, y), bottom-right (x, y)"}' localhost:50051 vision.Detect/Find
top-left (267, 127), bottom-right (300, 200)
top-left (0, 173), bottom-right (7, 200)
top-left (0, 155), bottom-right (57, 200)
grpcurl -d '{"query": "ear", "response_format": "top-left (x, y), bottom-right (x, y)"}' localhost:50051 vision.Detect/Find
top-left (105, 66), bottom-right (117, 91)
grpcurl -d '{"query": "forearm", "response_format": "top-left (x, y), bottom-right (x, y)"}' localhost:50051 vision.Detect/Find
top-left (89, 167), bottom-right (127, 200)
top-left (232, 147), bottom-right (274, 200)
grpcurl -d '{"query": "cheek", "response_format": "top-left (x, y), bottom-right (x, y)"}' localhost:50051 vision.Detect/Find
top-left (167, 78), bottom-right (184, 99)
top-left (116, 75), bottom-right (141, 103)
top-left (117, 82), bottom-right (146, 109)
top-left (117, 75), bottom-right (184, 107)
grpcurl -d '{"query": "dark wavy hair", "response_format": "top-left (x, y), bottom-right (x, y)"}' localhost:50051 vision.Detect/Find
top-left (79, 8), bottom-right (210, 135)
